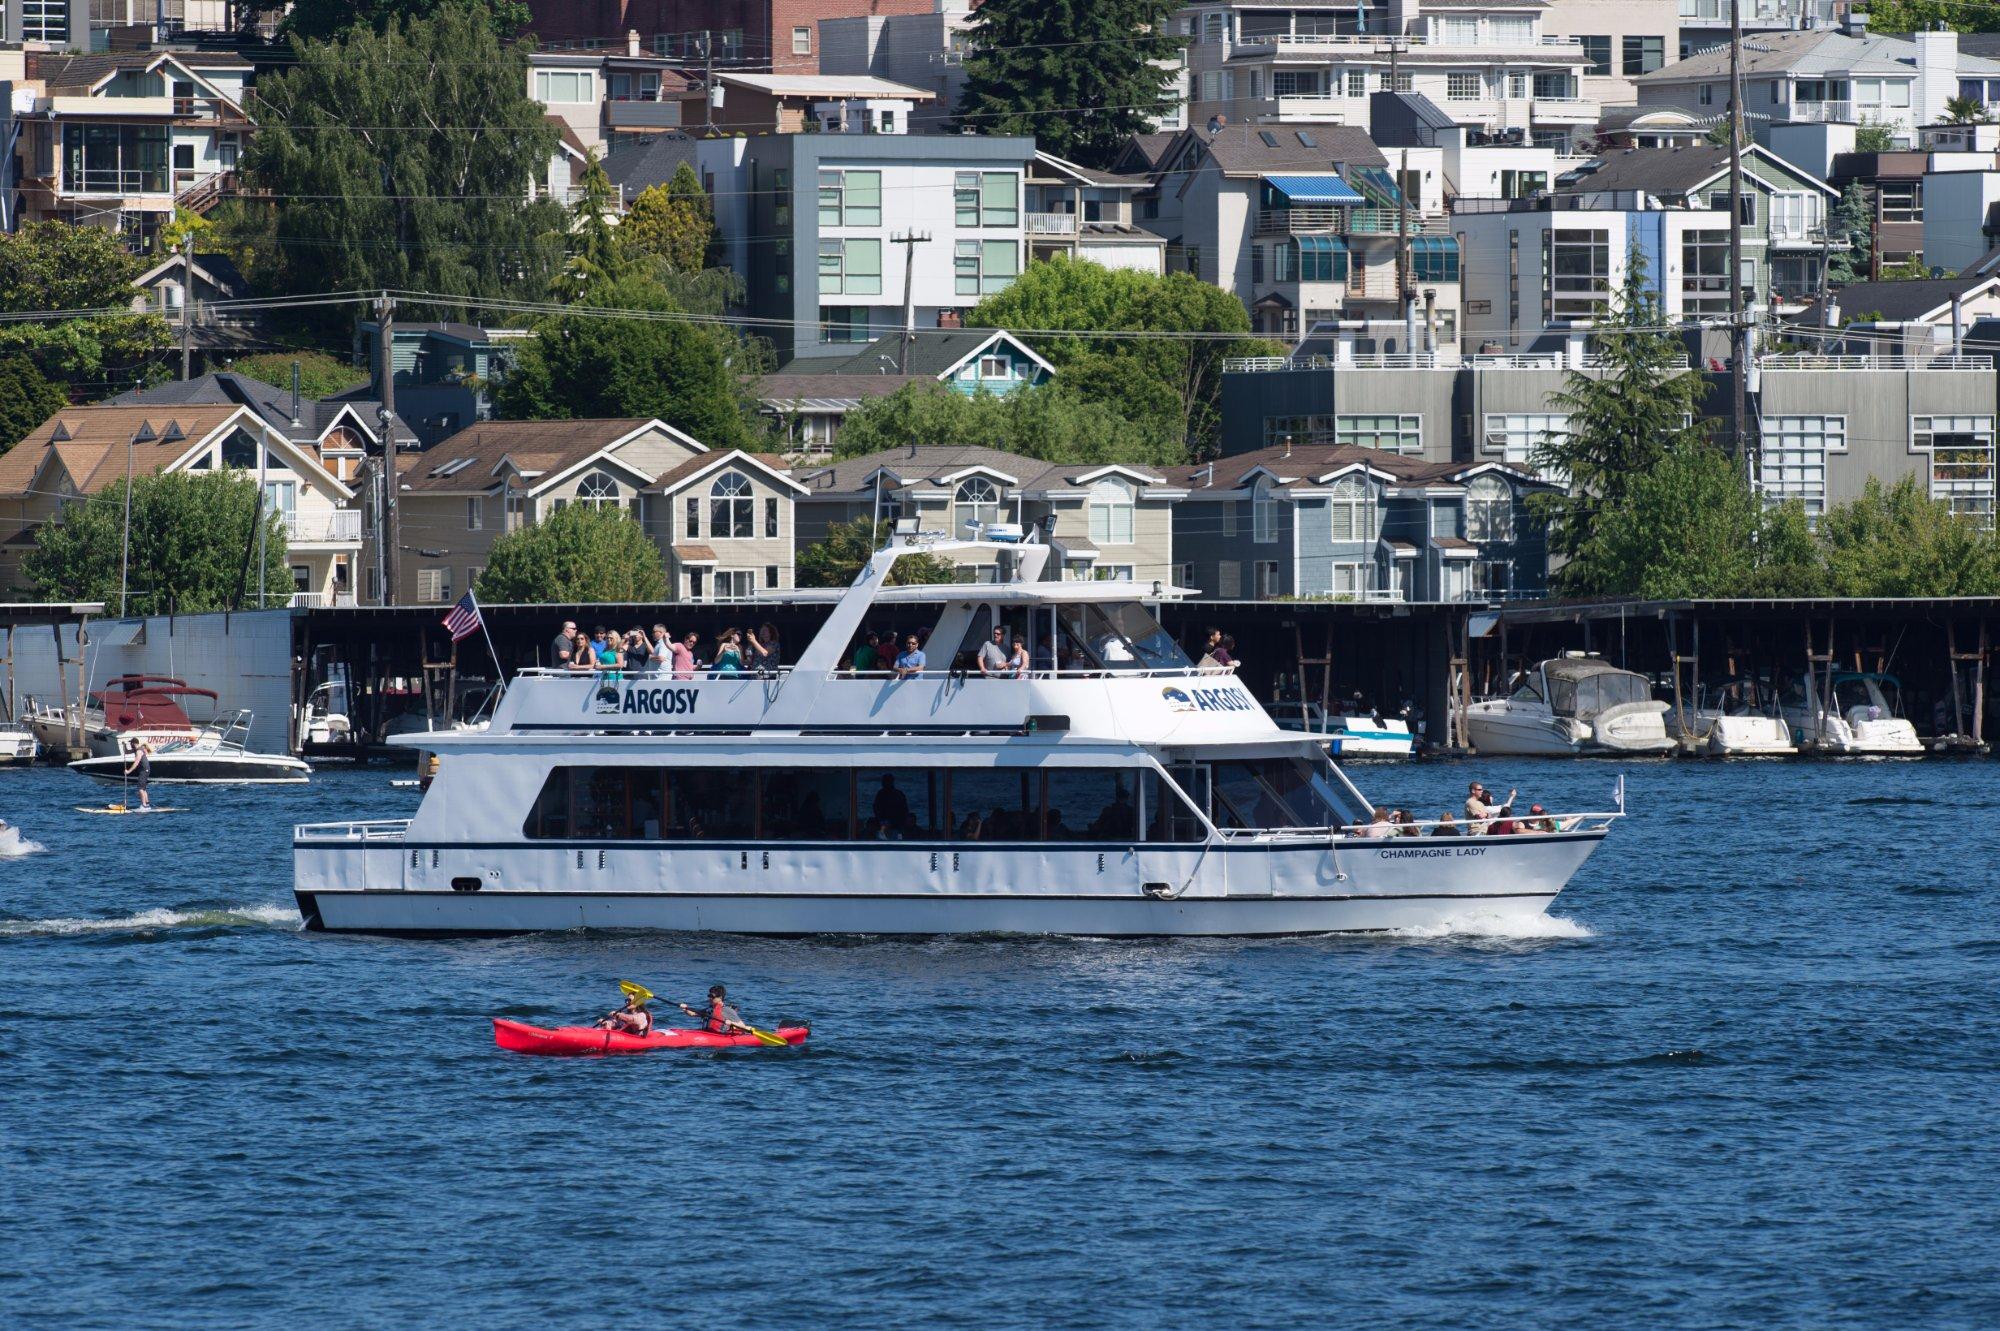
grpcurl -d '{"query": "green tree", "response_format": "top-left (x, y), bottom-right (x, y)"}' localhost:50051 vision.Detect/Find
top-left (552, 151), bottom-right (629, 301)
top-left (475, 503), bottom-right (668, 601)
top-left (1818, 476), bottom-right (2000, 595)
top-left (0, 222), bottom-right (171, 394)
top-left (23, 471), bottom-right (289, 613)
top-left (0, 357), bottom-right (68, 455)
top-left (494, 273), bottom-right (763, 448)
top-left (156, 207), bottom-right (214, 256)
top-left (1854, 120), bottom-right (1898, 153)
top-left (1881, 254), bottom-right (1932, 281)
top-left (967, 256), bottom-right (1273, 456)
top-left (240, 8), bottom-right (564, 329)
top-left (283, 0), bottom-right (529, 41)
top-left (1582, 444), bottom-right (1823, 597)
top-left (955, 0), bottom-right (1183, 168)
top-left (1531, 246), bottom-right (1715, 593)
top-left (229, 350), bottom-right (372, 399)
top-left (1944, 94), bottom-right (1989, 125)
top-left (1862, 1), bottom-right (2000, 36)
top-left (797, 516), bottom-right (961, 588)
top-left (621, 163), bottom-right (714, 274)
top-left (829, 381), bottom-right (1174, 465)
top-left (1826, 181), bottom-right (1874, 287)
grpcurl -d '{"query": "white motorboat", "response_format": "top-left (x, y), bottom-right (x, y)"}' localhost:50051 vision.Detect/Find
top-left (1667, 677), bottom-right (1797, 756)
top-left (1465, 654), bottom-right (1674, 757)
top-left (24, 674), bottom-right (221, 756)
top-left (303, 680), bottom-right (353, 746)
top-left (1781, 672), bottom-right (1924, 756)
top-left (293, 529), bottom-right (1623, 936)
top-left (70, 711), bottom-right (311, 784)
top-left (1274, 702), bottom-right (1417, 758)
top-left (0, 721), bottom-right (38, 765)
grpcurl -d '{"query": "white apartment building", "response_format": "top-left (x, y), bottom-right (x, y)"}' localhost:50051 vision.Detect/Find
top-left (818, 2), bottom-right (976, 130)
top-left (1456, 197), bottom-right (1734, 352)
top-left (1536, 0), bottom-right (1680, 108)
top-left (1177, 0), bottom-right (1598, 151)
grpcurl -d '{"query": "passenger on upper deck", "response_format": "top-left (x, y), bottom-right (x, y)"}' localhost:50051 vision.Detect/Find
top-left (1033, 635), bottom-right (1056, 674)
top-left (895, 636), bottom-right (926, 680)
top-left (550, 620), bottom-right (578, 668)
top-left (977, 625), bottom-right (1011, 678)
top-left (852, 632), bottom-right (881, 674)
top-left (674, 632), bottom-right (700, 679)
top-left (566, 630), bottom-right (596, 673)
top-left (1356, 808), bottom-right (1394, 838)
top-left (1008, 634), bottom-right (1031, 679)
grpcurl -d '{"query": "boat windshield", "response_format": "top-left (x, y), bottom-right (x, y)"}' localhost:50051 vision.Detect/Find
top-left (1055, 601), bottom-right (1191, 672)
top-left (1833, 675), bottom-right (1897, 715)
top-left (1206, 757), bottom-right (1349, 830)
top-left (1546, 668), bottom-right (1651, 717)
top-left (1509, 672), bottom-right (1544, 702)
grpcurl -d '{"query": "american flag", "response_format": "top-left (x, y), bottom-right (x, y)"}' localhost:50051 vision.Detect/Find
top-left (441, 590), bottom-right (482, 642)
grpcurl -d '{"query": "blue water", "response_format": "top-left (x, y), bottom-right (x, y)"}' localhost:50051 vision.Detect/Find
top-left (3, 759), bottom-right (1997, 1328)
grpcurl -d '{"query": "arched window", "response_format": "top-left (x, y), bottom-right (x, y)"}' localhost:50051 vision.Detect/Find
top-left (1087, 477), bottom-right (1135, 544)
top-left (709, 471), bottom-right (753, 538)
top-left (954, 477), bottom-right (1003, 534)
top-left (1252, 478), bottom-right (1281, 543)
top-left (1465, 475), bottom-right (1514, 541)
top-left (577, 471), bottom-right (620, 510)
top-left (1328, 476), bottom-right (1368, 541)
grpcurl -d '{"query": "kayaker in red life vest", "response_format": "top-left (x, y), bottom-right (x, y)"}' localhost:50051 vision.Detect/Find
top-left (680, 985), bottom-right (744, 1035)
top-left (596, 992), bottom-right (654, 1036)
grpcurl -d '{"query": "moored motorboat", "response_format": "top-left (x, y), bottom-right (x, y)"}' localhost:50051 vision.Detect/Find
top-left (1465, 655), bottom-right (1674, 757)
top-left (1780, 672), bottom-right (1924, 756)
top-left (295, 527), bottom-right (1624, 937)
top-left (1666, 677), bottom-right (1797, 756)
top-left (0, 721), bottom-right (39, 766)
top-left (1273, 701), bottom-right (1417, 758)
top-left (492, 1018), bottom-right (809, 1055)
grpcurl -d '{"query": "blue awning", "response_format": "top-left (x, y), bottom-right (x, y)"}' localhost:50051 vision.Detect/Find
top-left (1261, 174), bottom-right (1365, 204)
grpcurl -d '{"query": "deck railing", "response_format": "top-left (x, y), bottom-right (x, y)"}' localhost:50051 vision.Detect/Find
top-left (295, 818), bottom-right (414, 842)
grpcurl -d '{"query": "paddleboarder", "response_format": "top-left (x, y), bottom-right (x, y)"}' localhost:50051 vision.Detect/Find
top-left (595, 982), bottom-right (655, 1035)
top-left (123, 740), bottom-right (153, 810)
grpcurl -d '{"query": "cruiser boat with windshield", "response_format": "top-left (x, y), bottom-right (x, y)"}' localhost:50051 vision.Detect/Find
top-left (293, 531), bottom-right (1621, 936)
top-left (1780, 672), bottom-right (1923, 756)
top-left (1667, 676), bottom-right (1797, 757)
top-left (69, 710), bottom-right (311, 784)
top-left (1464, 655), bottom-right (1674, 757)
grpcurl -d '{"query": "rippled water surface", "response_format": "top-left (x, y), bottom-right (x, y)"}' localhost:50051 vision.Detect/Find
top-left (4, 759), bottom-right (1998, 1328)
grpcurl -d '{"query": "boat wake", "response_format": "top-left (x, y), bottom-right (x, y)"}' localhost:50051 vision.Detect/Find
top-left (0, 827), bottom-right (47, 857)
top-left (1386, 911), bottom-right (1594, 942)
top-left (0, 904), bottom-right (301, 937)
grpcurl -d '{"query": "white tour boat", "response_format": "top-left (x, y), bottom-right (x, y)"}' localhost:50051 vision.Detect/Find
top-left (1464, 655), bottom-right (1674, 757)
top-left (293, 532), bottom-right (1621, 936)
top-left (1667, 677), bottom-right (1797, 757)
top-left (1780, 671), bottom-right (1924, 756)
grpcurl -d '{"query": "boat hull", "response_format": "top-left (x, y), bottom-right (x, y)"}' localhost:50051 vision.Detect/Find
top-left (492, 1018), bottom-right (809, 1055)
top-left (294, 833), bottom-right (1603, 936)
top-left (71, 754), bottom-right (312, 784)
top-left (1464, 710), bottom-right (1581, 755)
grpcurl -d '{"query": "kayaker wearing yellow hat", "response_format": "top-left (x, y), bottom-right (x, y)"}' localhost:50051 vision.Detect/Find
top-left (595, 981), bottom-right (655, 1036)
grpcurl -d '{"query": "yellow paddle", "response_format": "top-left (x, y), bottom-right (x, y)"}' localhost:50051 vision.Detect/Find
top-left (678, 1000), bottom-right (789, 1047)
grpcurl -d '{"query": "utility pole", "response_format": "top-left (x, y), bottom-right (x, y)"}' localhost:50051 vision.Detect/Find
top-left (891, 231), bottom-right (930, 374)
top-left (1727, 0), bottom-right (1750, 460)
top-left (702, 29), bottom-right (715, 132)
top-left (374, 293), bottom-right (399, 606)
top-left (179, 231), bottom-right (193, 380)
top-left (1398, 146), bottom-right (1414, 356)
top-left (121, 424), bottom-right (152, 618)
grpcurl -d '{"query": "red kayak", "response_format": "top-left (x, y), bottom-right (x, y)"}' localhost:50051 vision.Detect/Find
top-left (492, 1017), bottom-right (809, 1057)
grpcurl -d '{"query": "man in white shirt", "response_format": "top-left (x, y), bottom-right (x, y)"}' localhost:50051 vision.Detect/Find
top-left (1356, 808), bottom-right (1395, 839)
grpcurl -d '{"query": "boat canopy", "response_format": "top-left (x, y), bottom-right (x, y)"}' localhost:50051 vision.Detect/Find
top-left (1542, 658), bottom-right (1651, 718)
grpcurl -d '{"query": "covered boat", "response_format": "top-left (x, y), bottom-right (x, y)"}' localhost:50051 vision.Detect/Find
top-left (1465, 654), bottom-right (1673, 756)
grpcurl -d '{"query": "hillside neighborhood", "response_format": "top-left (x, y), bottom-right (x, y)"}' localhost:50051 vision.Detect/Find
top-left (1, 0), bottom-right (1998, 614)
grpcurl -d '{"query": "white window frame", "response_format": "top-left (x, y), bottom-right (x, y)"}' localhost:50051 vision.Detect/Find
top-left (1252, 479), bottom-right (1281, 543)
top-left (793, 26), bottom-right (812, 55)
top-left (417, 566), bottom-right (451, 603)
top-left (1087, 478), bottom-right (1136, 545)
top-left (1330, 562), bottom-right (1368, 599)
top-left (465, 496), bottom-right (483, 531)
top-left (1912, 415), bottom-right (1997, 528)
top-left (535, 70), bottom-right (596, 104)
top-left (954, 477), bottom-right (1004, 533)
top-left (1760, 415), bottom-right (1845, 516)
top-left (709, 472), bottom-right (754, 538)
top-left (1484, 412), bottom-right (1570, 476)
top-left (1253, 560), bottom-right (1281, 598)
top-left (576, 471), bottom-right (621, 510)
top-left (1464, 475), bottom-right (1516, 541)
top-left (1327, 476), bottom-right (1369, 542)
top-left (1334, 414), bottom-right (1421, 453)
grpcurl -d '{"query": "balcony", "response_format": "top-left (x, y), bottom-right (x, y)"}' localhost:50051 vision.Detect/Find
top-left (1272, 95), bottom-right (1357, 122)
top-left (62, 168), bottom-right (171, 198)
top-left (1768, 220), bottom-right (1839, 249)
top-left (1229, 32), bottom-right (1583, 58)
top-left (285, 511), bottom-right (364, 544)
top-left (606, 100), bottom-right (683, 131)
top-left (1789, 100), bottom-right (1853, 124)
top-left (1531, 96), bottom-right (1601, 124)
top-left (1027, 212), bottom-right (1078, 237)
top-left (289, 591), bottom-right (361, 608)
top-left (1255, 206), bottom-right (1449, 237)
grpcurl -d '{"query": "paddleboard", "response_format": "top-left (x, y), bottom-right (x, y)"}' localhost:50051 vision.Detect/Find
top-left (389, 779), bottom-right (423, 789)
top-left (74, 805), bottom-right (187, 815)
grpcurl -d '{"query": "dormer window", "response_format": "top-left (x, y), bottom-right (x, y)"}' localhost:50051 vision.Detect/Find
top-left (709, 471), bottom-right (753, 537)
top-left (1465, 476), bottom-right (1515, 542)
top-left (954, 477), bottom-right (1003, 533)
top-left (577, 471), bottom-right (620, 510)
top-left (1088, 478), bottom-right (1135, 545)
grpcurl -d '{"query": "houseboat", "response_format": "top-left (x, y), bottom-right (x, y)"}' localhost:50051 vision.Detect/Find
top-left (293, 530), bottom-right (1621, 936)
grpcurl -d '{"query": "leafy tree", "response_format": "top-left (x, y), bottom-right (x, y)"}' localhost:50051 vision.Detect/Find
top-left (1862, 1), bottom-right (2000, 36)
top-left (1582, 444), bottom-right (1822, 597)
top-left (956, 0), bottom-right (1183, 169)
top-left (156, 207), bottom-right (214, 256)
top-left (230, 350), bottom-right (372, 399)
top-left (283, 0), bottom-right (528, 41)
top-left (23, 471), bottom-right (289, 612)
top-left (494, 273), bottom-right (763, 449)
top-left (797, 516), bottom-right (960, 588)
top-left (622, 163), bottom-right (714, 274)
top-left (1881, 254), bottom-right (1932, 281)
top-left (1854, 120), bottom-right (1898, 153)
top-left (0, 222), bottom-right (171, 394)
top-left (475, 503), bottom-right (667, 602)
top-left (1826, 182), bottom-right (1874, 287)
top-left (1818, 476), bottom-right (2000, 596)
top-left (240, 8), bottom-right (564, 329)
top-left (0, 356), bottom-right (68, 455)
top-left (829, 381), bottom-right (1175, 465)
top-left (967, 257), bottom-right (1274, 456)
top-left (1531, 246), bottom-right (1714, 594)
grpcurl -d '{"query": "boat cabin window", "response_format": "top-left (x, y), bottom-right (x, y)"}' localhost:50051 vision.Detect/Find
top-left (1054, 601), bottom-right (1190, 672)
top-left (1509, 672), bottom-right (1543, 702)
top-left (524, 765), bottom-right (1165, 842)
top-left (1206, 757), bottom-right (1341, 830)
top-left (1832, 675), bottom-right (1897, 714)
top-left (1545, 668), bottom-right (1650, 717)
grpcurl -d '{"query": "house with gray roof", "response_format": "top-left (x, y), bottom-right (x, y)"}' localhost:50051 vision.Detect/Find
top-left (1024, 152), bottom-right (1166, 275)
top-left (792, 445), bottom-right (1183, 586)
top-left (1164, 444), bottom-right (1556, 603)
top-left (106, 372), bottom-right (420, 484)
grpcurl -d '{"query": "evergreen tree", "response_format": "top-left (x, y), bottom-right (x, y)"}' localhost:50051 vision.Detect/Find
top-left (476, 504), bottom-right (668, 602)
top-left (1826, 182), bottom-right (1873, 287)
top-left (955, 0), bottom-right (1183, 168)
top-left (0, 356), bottom-right (68, 455)
top-left (240, 8), bottom-right (564, 330)
top-left (1530, 245), bottom-right (1714, 594)
top-left (23, 471), bottom-right (290, 612)
top-left (553, 152), bottom-right (629, 301)
top-left (283, 0), bottom-right (529, 42)
top-left (797, 517), bottom-right (960, 588)
top-left (621, 163), bottom-right (715, 274)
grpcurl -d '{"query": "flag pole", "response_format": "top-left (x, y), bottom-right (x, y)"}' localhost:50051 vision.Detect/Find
top-left (470, 591), bottom-right (506, 701)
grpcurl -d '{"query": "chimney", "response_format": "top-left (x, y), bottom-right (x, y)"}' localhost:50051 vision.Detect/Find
top-left (1843, 12), bottom-right (1868, 38)
top-left (290, 360), bottom-right (303, 428)
top-left (1564, 322), bottom-right (1591, 369)
top-left (628, 28), bottom-right (641, 57)
top-left (1915, 30), bottom-right (1958, 130)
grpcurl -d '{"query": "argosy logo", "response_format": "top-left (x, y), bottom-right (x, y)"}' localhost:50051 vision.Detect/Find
top-left (1162, 684), bottom-right (1255, 713)
top-left (618, 685), bottom-right (700, 715)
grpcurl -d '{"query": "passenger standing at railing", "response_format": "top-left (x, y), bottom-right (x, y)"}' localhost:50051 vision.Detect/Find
top-left (851, 632), bottom-right (881, 674)
top-left (567, 631), bottom-right (597, 673)
top-left (713, 632), bottom-right (744, 676)
top-left (671, 632), bottom-right (697, 680)
top-left (894, 635), bottom-right (925, 680)
top-left (591, 627), bottom-right (624, 681)
top-left (1008, 634), bottom-right (1031, 679)
top-left (758, 622), bottom-right (783, 668)
top-left (976, 625), bottom-right (1010, 678)
top-left (649, 625), bottom-right (673, 675)
top-left (623, 627), bottom-right (651, 674)
top-left (550, 620), bottom-right (578, 669)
